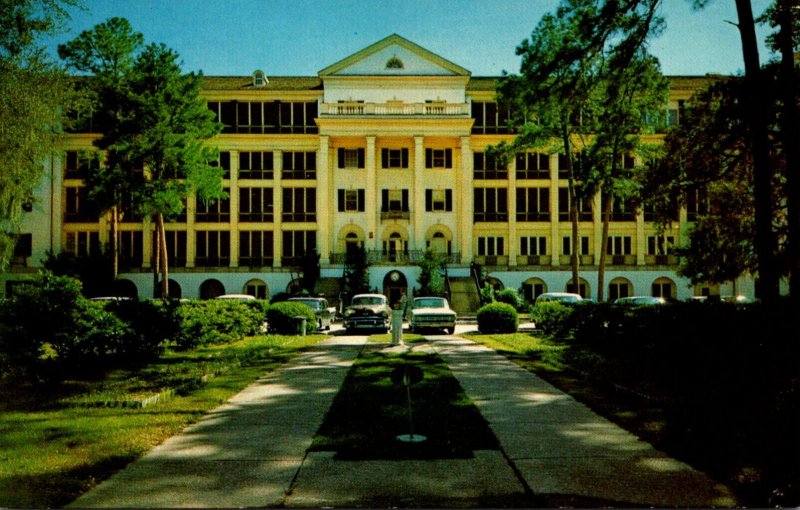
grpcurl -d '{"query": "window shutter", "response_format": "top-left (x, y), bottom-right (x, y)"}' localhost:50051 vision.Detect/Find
top-left (381, 189), bottom-right (388, 211)
top-left (337, 148), bottom-right (344, 168)
top-left (401, 149), bottom-right (409, 168)
top-left (358, 189), bottom-right (365, 211)
top-left (337, 189), bottom-right (345, 212)
top-left (445, 149), bottom-right (452, 168)
top-left (425, 149), bottom-right (432, 168)
top-left (381, 149), bottom-right (388, 168)
top-left (401, 189), bottom-right (409, 210)
top-left (357, 148), bottom-right (365, 168)
top-left (425, 190), bottom-right (432, 211)
top-left (445, 190), bottom-right (452, 211)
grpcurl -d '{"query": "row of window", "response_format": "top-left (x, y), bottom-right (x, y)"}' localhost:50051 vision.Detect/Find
top-left (521, 276), bottom-right (678, 302)
top-left (476, 235), bottom-right (675, 257)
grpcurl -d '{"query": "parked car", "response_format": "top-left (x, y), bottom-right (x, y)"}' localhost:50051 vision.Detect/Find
top-left (288, 296), bottom-right (334, 330)
top-left (613, 296), bottom-right (666, 306)
top-left (534, 292), bottom-right (584, 304)
top-left (215, 294), bottom-right (257, 300)
top-left (343, 293), bottom-right (392, 333)
top-left (409, 296), bottom-right (457, 334)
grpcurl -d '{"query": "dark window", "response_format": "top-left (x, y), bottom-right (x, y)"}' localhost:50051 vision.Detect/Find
top-left (425, 148), bottom-right (453, 169)
top-left (520, 236), bottom-right (547, 256)
top-left (474, 152), bottom-right (508, 179)
top-left (210, 151), bottom-right (231, 179)
top-left (337, 189), bottom-right (366, 212)
top-left (239, 151), bottom-right (274, 180)
top-left (606, 236), bottom-right (633, 255)
top-left (337, 148), bottom-right (365, 169)
top-left (13, 234), bottom-right (32, 257)
top-left (64, 151), bottom-right (99, 179)
top-left (516, 187), bottom-right (550, 221)
top-left (516, 152), bottom-right (550, 179)
top-left (282, 230), bottom-right (316, 266)
top-left (65, 231), bottom-right (100, 258)
top-left (282, 152), bottom-right (316, 179)
top-left (119, 231), bottom-right (143, 269)
top-left (65, 187), bottom-right (98, 222)
top-left (425, 189), bottom-right (453, 212)
top-left (282, 188), bottom-right (316, 222)
top-left (195, 231), bottom-right (230, 267)
top-left (558, 188), bottom-right (592, 221)
top-left (471, 102), bottom-right (512, 134)
top-left (381, 148), bottom-right (409, 169)
top-left (380, 189), bottom-right (410, 212)
top-left (562, 235), bottom-right (590, 256)
top-left (195, 190), bottom-right (230, 223)
top-left (162, 231), bottom-right (187, 267)
top-left (239, 188), bottom-right (274, 222)
top-left (473, 188), bottom-right (508, 222)
top-left (477, 236), bottom-right (505, 256)
top-left (239, 231), bottom-right (274, 267)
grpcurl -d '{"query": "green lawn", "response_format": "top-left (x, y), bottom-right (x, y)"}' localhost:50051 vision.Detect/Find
top-left (311, 341), bottom-right (498, 459)
top-left (0, 333), bottom-right (326, 508)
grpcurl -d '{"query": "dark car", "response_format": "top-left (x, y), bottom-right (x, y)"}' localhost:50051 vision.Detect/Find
top-left (343, 293), bottom-right (391, 333)
top-left (288, 297), bottom-right (335, 330)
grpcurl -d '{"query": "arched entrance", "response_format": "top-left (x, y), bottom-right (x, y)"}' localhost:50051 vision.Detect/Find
top-left (200, 279), bottom-right (225, 299)
top-left (244, 279), bottom-right (268, 299)
top-left (112, 279), bottom-right (138, 299)
top-left (383, 270), bottom-right (408, 310)
top-left (608, 277), bottom-right (633, 301)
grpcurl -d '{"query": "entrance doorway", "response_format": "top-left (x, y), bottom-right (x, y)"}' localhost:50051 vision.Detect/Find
top-left (383, 270), bottom-right (408, 310)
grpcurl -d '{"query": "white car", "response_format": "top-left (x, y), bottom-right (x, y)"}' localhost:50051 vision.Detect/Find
top-left (614, 296), bottom-right (666, 306)
top-left (534, 292), bottom-right (583, 304)
top-left (344, 293), bottom-right (392, 332)
top-left (409, 296), bottom-right (457, 335)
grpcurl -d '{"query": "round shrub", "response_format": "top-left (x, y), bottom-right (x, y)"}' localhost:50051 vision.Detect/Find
top-left (174, 300), bottom-right (266, 350)
top-left (495, 288), bottom-right (524, 310)
top-left (530, 301), bottom-right (574, 335)
top-left (477, 302), bottom-right (518, 334)
top-left (266, 301), bottom-right (316, 335)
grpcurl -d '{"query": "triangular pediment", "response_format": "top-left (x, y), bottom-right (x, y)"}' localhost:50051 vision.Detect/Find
top-left (319, 34), bottom-right (470, 77)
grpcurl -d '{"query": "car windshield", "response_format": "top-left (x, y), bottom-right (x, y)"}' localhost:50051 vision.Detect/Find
top-left (413, 298), bottom-right (445, 309)
top-left (353, 296), bottom-right (384, 306)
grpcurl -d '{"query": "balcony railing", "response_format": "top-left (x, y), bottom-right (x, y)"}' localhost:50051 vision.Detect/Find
top-left (645, 254), bottom-right (679, 266)
top-left (320, 102), bottom-right (470, 117)
top-left (516, 255), bottom-right (552, 266)
top-left (380, 210), bottom-right (410, 220)
top-left (559, 254), bottom-right (595, 265)
top-left (474, 255), bottom-right (509, 267)
top-left (329, 250), bottom-right (461, 265)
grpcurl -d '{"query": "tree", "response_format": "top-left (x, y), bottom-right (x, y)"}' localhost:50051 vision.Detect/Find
top-left (641, 69), bottom-right (788, 288)
top-left (497, 0), bottom-right (605, 296)
top-left (0, 0), bottom-right (76, 269)
top-left (300, 251), bottom-right (320, 295)
top-left (416, 250), bottom-right (446, 297)
top-left (58, 17), bottom-right (145, 280)
top-left (343, 245), bottom-right (370, 302)
top-left (102, 41), bottom-right (224, 297)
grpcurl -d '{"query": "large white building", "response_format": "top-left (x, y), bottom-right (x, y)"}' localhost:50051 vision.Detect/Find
top-left (2, 34), bottom-right (755, 311)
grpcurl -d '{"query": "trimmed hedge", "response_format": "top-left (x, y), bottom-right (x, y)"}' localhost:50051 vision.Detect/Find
top-left (495, 288), bottom-right (525, 311)
top-left (530, 301), bottom-right (575, 334)
top-left (173, 300), bottom-right (266, 350)
top-left (477, 302), bottom-right (518, 334)
top-left (266, 301), bottom-right (316, 335)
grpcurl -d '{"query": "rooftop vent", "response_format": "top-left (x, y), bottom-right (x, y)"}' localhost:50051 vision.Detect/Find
top-left (253, 70), bottom-right (268, 87)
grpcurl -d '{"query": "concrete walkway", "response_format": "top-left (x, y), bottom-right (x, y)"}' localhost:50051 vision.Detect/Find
top-left (71, 331), bottom-right (739, 508)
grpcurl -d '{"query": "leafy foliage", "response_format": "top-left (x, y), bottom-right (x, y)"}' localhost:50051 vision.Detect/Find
top-left (265, 301), bottom-right (316, 335)
top-left (343, 245), bottom-right (371, 299)
top-left (476, 302), bottom-right (518, 334)
top-left (529, 301), bottom-right (574, 334)
top-left (416, 249), bottom-right (445, 297)
top-left (173, 300), bottom-right (266, 350)
top-left (495, 288), bottom-right (524, 310)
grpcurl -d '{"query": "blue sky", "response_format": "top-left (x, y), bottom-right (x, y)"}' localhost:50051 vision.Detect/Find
top-left (42, 0), bottom-right (776, 77)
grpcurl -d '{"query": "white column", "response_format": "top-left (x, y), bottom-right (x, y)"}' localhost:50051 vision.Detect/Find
top-left (459, 136), bottom-right (473, 262)
top-left (228, 150), bottom-right (239, 268)
top-left (317, 136), bottom-right (331, 264)
top-left (273, 150), bottom-right (283, 268)
top-left (366, 136), bottom-right (378, 250)
top-left (413, 136), bottom-right (425, 251)
top-left (550, 153), bottom-right (560, 266)
top-left (508, 155), bottom-right (517, 267)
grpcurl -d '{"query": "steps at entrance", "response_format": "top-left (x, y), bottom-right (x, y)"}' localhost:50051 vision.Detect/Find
top-left (449, 277), bottom-right (482, 316)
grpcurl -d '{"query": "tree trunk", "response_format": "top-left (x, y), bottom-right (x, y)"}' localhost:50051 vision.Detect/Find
top-left (735, 0), bottom-right (779, 302)
top-left (110, 204), bottom-right (119, 280)
top-left (152, 215), bottom-right (160, 298)
top-left (561, 125), bottom-right (581, 296)
top-left (776, 0), bottom-right (800, 303)
top-left (158, 212), bottom-right (169, 298)
top-left (598, 190), bottom-right (613, 302)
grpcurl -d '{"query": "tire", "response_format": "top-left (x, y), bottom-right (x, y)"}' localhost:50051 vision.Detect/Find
top-left (445, 327), bottom-right (455, 335)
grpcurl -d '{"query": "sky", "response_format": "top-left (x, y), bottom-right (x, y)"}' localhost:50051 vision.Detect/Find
top-left (41, 0), bottom-right (777, 77)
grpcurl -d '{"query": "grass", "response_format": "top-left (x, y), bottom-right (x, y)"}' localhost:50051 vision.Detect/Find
top-left (310, 341), bottom-right (498, 460)
top-left (0, 333), bottom-right (326, 509)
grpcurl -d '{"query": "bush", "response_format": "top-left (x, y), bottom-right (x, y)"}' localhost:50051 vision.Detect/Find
top-left (530, 301), bottom-right (575, 335)
top-left (495, 288), bottom-right (524, 311)
top-left (174, 300), bottom-right (266, 350)
top-left (477, 302), bottom-right (518, 334)
top-left (266, 301), bottom-right (316, 335)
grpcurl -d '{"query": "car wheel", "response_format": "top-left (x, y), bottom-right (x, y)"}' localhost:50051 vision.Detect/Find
top-left (445, 327), bottom-right (455, 335)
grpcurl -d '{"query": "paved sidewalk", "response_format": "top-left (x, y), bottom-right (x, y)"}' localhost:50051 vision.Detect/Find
top-left (432, 336), bottom-right (739, 507)
top-left (71, 336), bottom-right (367, 508)
top-left (71, 332), bottom-right (739, 508)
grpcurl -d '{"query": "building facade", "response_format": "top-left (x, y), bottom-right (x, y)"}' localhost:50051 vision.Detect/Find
top-left (3, 34), bottom-right (755, 310)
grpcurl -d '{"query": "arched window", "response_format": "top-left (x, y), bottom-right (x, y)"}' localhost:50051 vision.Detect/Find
top-left (522, 277), bottom-right (547, 303)
top-left (652, 277), bottom-right (676, 300)
top-left (608, 277), bottom-right (633, 301)
top-left (244, 279), bottom-right (268, 300)
top-left (200, 279), bottom-right (225, 299)
top-left (566, 277), bottom-right (591, 298)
